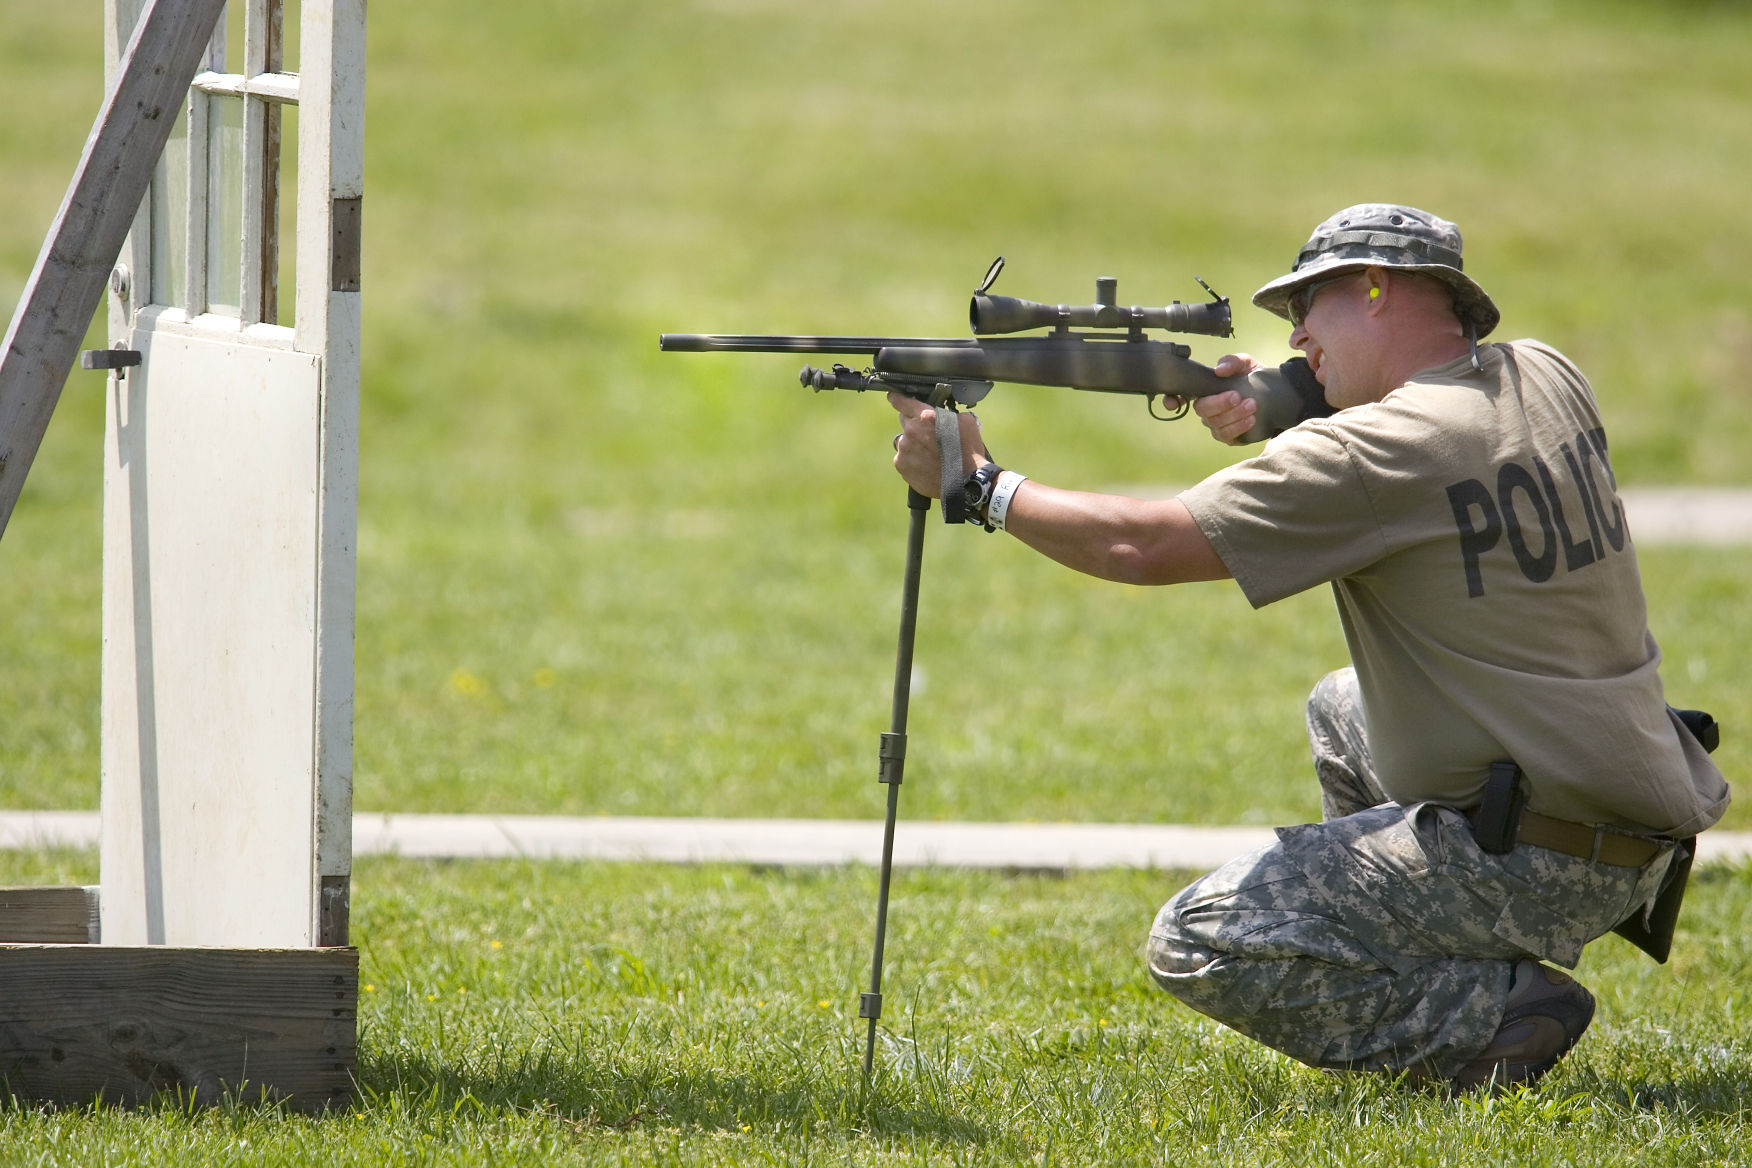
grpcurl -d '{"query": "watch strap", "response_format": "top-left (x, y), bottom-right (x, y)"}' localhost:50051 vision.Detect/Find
top-left (988, 471), bottom-right (1027, 532)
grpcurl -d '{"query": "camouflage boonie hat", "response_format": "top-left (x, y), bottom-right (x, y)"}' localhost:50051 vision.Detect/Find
top-left (1252, 204), bottom-right (1500, 338)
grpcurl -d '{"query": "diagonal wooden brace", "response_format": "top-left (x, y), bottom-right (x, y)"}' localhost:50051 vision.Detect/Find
top-left (0, 0), bottom-right (230, 543)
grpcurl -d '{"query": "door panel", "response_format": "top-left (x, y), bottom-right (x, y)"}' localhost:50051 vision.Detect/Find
top-left (100, 330), bottom-right (323, 946)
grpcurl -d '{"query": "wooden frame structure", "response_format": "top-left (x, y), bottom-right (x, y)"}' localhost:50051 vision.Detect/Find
top-left (0, 0), bottom-right (364, 1109)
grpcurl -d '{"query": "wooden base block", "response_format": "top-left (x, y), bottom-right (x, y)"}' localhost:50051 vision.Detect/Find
top-left (0, 945), bottom-right (357, 1110)
top-left (0, 887), bottom-right (100, 944)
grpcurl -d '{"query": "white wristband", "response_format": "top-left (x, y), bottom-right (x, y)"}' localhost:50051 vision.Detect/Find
top-left (988, 471), bottom-right (1027, 532)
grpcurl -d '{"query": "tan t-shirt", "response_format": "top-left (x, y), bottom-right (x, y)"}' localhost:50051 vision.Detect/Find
top-left (1178, 340), bottom-right (1728, 836)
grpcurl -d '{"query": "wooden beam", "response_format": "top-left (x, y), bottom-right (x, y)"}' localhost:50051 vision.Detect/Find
top-left (0, 887), bottom-right (99, 944)
top-left (0, 945), bottom-right (356, 1110)
top-left (0, 0), bottom-right (230, 542)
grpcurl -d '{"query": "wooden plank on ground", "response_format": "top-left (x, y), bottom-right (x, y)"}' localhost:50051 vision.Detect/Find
top-left (0, 945), bottom-right (356, 1110)
top-left (0, 887), bottom-right (99, 944)
top-left (0, 0), bottom-right (230, 543)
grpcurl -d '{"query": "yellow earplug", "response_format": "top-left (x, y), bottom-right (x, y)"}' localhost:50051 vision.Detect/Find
top-left (1369, 287), bottom-right (1380, 299)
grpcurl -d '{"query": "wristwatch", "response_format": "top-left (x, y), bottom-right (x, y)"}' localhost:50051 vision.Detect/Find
top-left (959, 462), bottom-right (1005, 531)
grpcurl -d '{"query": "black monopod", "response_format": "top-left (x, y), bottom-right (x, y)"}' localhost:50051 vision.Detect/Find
top-left (857, 485), bottom-right (931, 1076)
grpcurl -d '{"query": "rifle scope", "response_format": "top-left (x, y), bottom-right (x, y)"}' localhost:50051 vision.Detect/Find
top-left (969, 275), bottom-right (1232, 338)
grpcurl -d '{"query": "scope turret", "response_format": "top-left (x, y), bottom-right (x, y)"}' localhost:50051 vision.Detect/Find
top-left (969, 275), bottom-right (1232, 338)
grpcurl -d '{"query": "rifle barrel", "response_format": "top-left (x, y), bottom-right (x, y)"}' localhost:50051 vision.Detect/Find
top-left (659, 334), bottom-right (981, 355)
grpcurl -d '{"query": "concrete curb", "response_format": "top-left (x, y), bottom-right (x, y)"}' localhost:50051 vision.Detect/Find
top-left (1111, 486), bottom-right (1752, 546)
top-left (1618, 487), bottom-right (1752, 546)
top-left (4, 811), bottom-right (1748, 871)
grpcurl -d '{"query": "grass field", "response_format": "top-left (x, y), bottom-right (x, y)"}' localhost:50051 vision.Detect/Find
top-left (2, 847), bottom-right (1751, 1165)
top-left (1, 0), bottom-right (1750, 1158)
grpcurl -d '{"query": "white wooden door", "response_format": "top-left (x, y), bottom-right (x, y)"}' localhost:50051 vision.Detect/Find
top-left (98, 0), bottom-right (363, 947)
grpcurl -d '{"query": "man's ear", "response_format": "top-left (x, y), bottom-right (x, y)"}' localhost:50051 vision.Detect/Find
top-left (1364, 268), bottom-right (1389, 316)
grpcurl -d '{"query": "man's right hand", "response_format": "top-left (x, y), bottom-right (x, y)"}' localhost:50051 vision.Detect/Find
top-left (1192, 353), bottom-right (1264, 446)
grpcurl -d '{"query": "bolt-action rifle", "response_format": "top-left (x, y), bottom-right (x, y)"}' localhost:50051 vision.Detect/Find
top-left (660, 257), bottom-right (1320, 522)
top-left (658, 259), bottom-right (1322, 1077)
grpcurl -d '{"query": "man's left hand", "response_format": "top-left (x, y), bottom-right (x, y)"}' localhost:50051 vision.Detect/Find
top-left (887, 392), bottom-right (991, 496)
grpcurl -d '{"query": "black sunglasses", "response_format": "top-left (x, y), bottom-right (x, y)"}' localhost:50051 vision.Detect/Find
top-left (1286, 273), bottom-right (1358, 328)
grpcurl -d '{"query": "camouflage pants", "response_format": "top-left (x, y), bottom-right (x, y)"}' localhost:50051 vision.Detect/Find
top-left (1146, 667), bottom-right (1674, 1077)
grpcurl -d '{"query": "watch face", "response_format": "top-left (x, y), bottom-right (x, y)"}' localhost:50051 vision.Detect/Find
top-left (963, 467), bottom-right (997, 508)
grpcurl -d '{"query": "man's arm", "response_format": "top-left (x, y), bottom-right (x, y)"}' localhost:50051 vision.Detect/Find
top-left (993, 480), bottom-right (1230, 586)
top-left (888, 393), bottom-right (1230, 587)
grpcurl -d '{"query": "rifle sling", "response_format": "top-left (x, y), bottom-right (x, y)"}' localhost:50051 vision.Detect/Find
top-left (936, 405), bottom-right (965, 523)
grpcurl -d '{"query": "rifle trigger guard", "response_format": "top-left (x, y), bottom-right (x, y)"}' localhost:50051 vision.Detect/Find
top-left (1148, 394), bottom-right (1191, 422)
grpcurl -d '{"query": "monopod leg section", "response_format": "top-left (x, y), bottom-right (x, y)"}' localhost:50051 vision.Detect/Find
top-left (861, 487), bottom-right (931, 1077)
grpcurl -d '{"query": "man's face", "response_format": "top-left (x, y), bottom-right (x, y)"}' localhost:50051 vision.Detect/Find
top-left (1287, 271), bottom-right (1375, 410)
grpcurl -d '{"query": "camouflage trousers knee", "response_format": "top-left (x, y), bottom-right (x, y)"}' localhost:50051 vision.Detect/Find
top-left (1145, 668), bottom-right (1672, 1078)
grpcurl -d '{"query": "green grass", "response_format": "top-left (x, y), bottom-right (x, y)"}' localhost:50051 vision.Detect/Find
top-left (3, 849), bottom-right (1751, 1165)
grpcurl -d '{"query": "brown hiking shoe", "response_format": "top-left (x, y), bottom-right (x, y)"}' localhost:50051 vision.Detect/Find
top-left (1449, 959), bottom-right (1596, 1093)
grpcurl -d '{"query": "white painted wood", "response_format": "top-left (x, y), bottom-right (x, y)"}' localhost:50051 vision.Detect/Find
top-left (192, 71), bottom-right (302, 104)
top-left (244, 0), bottom-right (275, 75)
top-left (100, 330), bottom-right (323, 946)
top-left (103, 0), bottom-right (151, 350)
top-left (298, 0), bottom-right (366, 913)
top-left (133, 305), bottom-right (298, 349)
top-left (0, 0), bottom-right (231, 539)
top-left (99, 0), bottom-right (362, 947)
top-left (181, 26), bottom-right (221, 316)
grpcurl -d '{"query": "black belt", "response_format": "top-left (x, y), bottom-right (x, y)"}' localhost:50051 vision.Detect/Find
top-left (1464, 805), bottom-right (1669, 867)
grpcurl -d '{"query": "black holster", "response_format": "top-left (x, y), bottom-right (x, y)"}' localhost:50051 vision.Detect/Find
top-left (1473, 760), bottom-right (1528, 854)
top-left (1608, 706), bottom-right (1719, 964)
top-left (1611, 836), bottom-right (1695, 964)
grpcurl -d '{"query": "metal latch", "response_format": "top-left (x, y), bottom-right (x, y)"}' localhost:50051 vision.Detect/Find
top-left (81, 347), bottom-right (142, 371)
